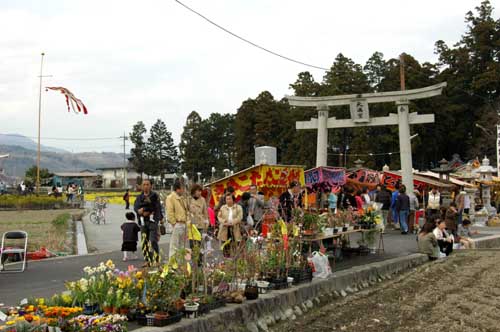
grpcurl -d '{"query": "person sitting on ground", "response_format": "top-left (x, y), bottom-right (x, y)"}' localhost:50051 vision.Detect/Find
top-left (457, 218), bottom-right (478, 249)
top-left (433, 218), bottom-right (454, 256)
top-left (418, 221), bottom-right (439, 260)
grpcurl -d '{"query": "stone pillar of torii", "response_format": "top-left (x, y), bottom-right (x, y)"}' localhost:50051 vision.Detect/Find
top-left (286, 82), bottom-right (446, 192)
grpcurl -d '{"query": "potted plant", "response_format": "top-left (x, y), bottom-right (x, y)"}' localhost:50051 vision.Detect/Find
top-left (244, 281), bottom-right (259, 300)
top-left (302, 213), bottom-right (318, 235)
top-left (184, 299), bottom-right (199, 319)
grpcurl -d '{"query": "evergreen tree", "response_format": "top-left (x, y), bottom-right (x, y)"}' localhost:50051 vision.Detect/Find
top-left (234, 99), bottom-right (257, 170)
top-left (129, 121), bottom-right (147, 179)
top-left (289, 72), bottom-right (321, 96)
top-left (179, 111), bottom-right (205, 179)
top-left (322, 53), bottom-right (370, 96)
top-left (200, 113), bottom-right (236, 177)
top-left (146, 119), bottom-right (179, 177)
top-left (364, 52), bottom-right (387, 91)
top-left (25, 165), bottom-right (52, 185)
top-left (435, 0), bottom-right (500, 161)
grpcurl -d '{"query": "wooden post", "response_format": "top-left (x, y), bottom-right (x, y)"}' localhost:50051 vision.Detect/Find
top-left (399, 53), bottom-right (406, 91)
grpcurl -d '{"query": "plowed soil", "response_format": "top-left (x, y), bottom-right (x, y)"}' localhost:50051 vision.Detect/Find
top-left (272, 251), bottom-right (500, 332)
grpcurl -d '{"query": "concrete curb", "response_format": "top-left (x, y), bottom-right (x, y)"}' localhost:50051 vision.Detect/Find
top-left (76, 220), bottom-right (88, 255)
top-left (473, 233), bottom-right (500, 249)
top-left (134, 253), bottom-right (429, 332)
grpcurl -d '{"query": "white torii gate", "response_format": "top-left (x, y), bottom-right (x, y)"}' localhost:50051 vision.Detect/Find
top-left (286, 82), bottom-right (446, 191)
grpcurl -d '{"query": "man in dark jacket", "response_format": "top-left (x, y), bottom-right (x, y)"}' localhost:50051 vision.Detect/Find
top-left (375, 185), bottom-right (391, 227)
top-left (279, 181), bottom-right (303, 222)
top-left (134, 179), bottom-right (163, 265)
top-left (395, 186), bottom-right (410, 234)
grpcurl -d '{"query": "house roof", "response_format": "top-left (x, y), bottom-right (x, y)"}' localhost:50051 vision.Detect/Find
top-left (417, 171), bottom-right (475, 188)
top-left (54, 172), bottom-right (99, 177)
top-left (96, 166), bottom-right (134, 171)
top-left (206, 164), bottom-right (305, 187)
top-left (384, 170), bottom-right (454, 188)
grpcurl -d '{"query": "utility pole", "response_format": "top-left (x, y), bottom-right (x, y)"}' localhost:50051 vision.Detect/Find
top-left (399, 53), bottom-right (406, 91)
top-left (36, 53), bottom-right (45, 193)
top-left (120, 133), bottom-right (129, 189)
top-left (36, 52), bottom-right (51, 193)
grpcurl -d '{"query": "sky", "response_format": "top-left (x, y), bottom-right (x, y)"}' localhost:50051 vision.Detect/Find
top-left (0, 0), bottom-right (498, 153)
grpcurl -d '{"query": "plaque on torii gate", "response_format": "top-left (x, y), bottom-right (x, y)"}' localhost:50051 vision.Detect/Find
top-left (286, 82), bottom-right (447, 191)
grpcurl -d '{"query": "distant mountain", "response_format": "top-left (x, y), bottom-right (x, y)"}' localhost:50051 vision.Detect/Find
top-left (0, 133), bottom-right (68, 153)
top-left (0, 144), bottom-right (127, 178)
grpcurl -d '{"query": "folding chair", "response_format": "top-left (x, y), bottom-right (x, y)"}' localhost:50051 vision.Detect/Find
top-left (0, 231), bottom-right (28, 273)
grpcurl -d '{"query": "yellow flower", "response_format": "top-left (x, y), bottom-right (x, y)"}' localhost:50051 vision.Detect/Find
top-left (105, 260), bottom-right (115, 270)
top-left (5, 321), bottom-right (15, 326)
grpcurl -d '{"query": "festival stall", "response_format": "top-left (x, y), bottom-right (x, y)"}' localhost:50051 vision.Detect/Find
top-left (304, 167), bottom-right (346, 208)
top-left (345, 167), bottom-right (381, 191)
top-left (381, 170), bottom-right (454, 193)
top-left (207, 164), bottom-right (305, 207)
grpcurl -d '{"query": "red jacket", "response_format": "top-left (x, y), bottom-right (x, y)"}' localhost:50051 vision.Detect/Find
top-left (355, 195), bottom-right (364, 211)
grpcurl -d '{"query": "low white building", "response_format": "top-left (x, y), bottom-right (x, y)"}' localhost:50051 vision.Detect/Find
top-left (97, 167), bottom-right (177, 189)
top-left (97, 167), bottom-right (141, 189)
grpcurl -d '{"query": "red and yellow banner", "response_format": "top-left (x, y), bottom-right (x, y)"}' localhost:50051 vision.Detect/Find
top-left (208, 165), bottom-right (305, 207)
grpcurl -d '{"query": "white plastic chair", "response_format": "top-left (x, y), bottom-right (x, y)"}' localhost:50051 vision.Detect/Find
top-left (0, 230), bottom-right (28, 272)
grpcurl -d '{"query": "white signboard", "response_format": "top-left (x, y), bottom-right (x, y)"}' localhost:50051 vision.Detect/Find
top-left (350, 99), bottom-right (370, 123)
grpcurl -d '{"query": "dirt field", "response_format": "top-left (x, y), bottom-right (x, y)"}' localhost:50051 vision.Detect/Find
top-left (0, 209), bottom-right (79, 252)
top-left (272, 251), bottom-right (500, 332)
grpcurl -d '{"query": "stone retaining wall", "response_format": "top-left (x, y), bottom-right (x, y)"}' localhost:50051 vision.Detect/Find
top-left (135, 253), bottom-right (429, 332)
top-left (473, 233), bottom-right (500, 249)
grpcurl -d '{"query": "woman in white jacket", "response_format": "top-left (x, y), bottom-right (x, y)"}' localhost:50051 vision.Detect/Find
top-left (433, 219), bottom-right (454, 256)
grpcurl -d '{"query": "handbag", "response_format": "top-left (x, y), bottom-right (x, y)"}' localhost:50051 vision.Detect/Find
top-left (159, 224), bottom-right (167, 235)
top-left (246, 214), bottom-right (254, 227)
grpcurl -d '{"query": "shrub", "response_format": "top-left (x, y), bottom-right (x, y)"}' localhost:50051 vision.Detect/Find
top-left (52, 213), bottom-right (70, 229)
top-left (0, 195), bottom-right (72, 210)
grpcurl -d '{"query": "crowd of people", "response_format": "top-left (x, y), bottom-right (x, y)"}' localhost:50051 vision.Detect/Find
top-left (121, 179), bottom-right (307, 266)
top-left (119, 178), bottom-right (479, 267)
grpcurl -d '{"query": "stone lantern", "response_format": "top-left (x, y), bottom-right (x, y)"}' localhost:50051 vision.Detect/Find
top-left (353, 159), bottom-right (365, 169)
top-left (432, 158), bottom-right (453, 181)
top-left (477, 156), bottom-right (497, 219)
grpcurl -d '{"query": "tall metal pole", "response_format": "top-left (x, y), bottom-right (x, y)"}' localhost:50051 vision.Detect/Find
top-left (36, 52), bottom-right (45, 193)
top-left (120, 133), bottom-right (128, 189)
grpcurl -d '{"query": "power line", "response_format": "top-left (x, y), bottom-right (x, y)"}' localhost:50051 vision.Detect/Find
top-left (174, 0), bottom-right (329, 71)
top-left (1, 133), bottom-right (120, 141)
top-left (328, 151), bottom-right (400, 157)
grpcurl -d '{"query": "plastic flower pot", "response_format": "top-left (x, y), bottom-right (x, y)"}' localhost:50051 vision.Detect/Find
top-left (257, 280), bottom-right (270, 293)
top-left (145, 314), bottom-right (156, 326)
top-left (184, 303), bottom-right (199, 319)
top-left (119, 308), bottom-right (129, 315)
top-left (244, 284), bottom-right (259, 300)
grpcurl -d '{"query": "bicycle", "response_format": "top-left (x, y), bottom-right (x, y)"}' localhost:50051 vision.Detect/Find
top-left (89, 198), bottom-right (107, 225)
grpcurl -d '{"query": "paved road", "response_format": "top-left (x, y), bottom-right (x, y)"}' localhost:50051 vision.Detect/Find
top-left (83, 203), bottom-right (170, 253)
